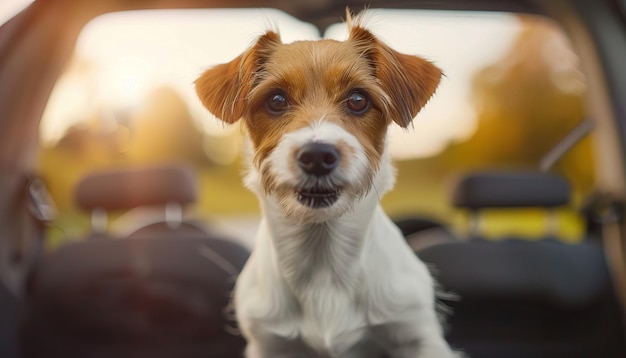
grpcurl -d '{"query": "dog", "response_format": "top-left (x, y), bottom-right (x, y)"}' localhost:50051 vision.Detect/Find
top-left (195, 10), bottom-right (461, 358)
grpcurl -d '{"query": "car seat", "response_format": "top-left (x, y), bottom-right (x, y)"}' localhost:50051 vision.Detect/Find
top-left (417, 172), bottom-right (626, 357)
top-left (18, 165), bottom-right (250, 358)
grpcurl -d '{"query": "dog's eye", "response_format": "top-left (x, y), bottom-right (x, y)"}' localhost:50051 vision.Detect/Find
top-left (266, 93), bottom-right (289, 115)
top-left (346, 91), bottom-right (370, 115)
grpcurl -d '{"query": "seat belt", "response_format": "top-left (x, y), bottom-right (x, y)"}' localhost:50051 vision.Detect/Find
top-left (582, 193), bottom-right (626, 321)
top-left (595, 197), bottom-right (626, 314)
top-left (538, 119), bottom-right (626, 316)
top-left (25, 176), bottom-right (57, 229)
top-left (0, 174), bottom-right (55, 297)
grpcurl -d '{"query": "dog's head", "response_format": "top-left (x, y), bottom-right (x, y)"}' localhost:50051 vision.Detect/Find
top-left (195, 12), bottom-right (441, 222)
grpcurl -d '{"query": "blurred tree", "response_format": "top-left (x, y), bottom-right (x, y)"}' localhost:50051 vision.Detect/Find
top-left (39, 116), bottom-right (128, 210)
top-left (39, 85), bottom-right (212, 211)
top-left (126, 86), bottom-right (211, 166)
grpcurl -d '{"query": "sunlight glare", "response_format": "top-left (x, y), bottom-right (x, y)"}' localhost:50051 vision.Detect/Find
top-left (41, 9), bottom-right (319, 146)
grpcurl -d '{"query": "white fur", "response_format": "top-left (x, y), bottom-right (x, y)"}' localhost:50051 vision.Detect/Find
top-left (235, 118), bottom-right (462, 357)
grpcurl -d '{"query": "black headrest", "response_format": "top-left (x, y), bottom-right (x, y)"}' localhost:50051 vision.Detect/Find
top-left (74, 164), bottom-right (197, 211)
top-left (452, 172), bottom-right (570, 209)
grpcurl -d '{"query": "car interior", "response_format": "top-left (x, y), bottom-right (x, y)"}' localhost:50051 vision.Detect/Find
top-left (1, 0), bottom-right (626, 357)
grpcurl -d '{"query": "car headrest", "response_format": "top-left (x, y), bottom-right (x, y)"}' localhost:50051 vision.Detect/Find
top-left (452, 172), bottom-right (571, 209)
top-left (74, 165), bottom-right (197, 211)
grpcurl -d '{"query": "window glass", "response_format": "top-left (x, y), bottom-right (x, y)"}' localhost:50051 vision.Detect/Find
top-left (39, 9), bottom-right (592, 244)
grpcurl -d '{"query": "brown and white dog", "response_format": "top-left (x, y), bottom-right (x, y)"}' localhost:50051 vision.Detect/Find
top-left (195, 11), bottom-right (461, 358)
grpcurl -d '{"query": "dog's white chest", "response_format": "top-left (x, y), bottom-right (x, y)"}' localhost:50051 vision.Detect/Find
top-left (234, 204), bottom-right (453, 357)
top-left (236, 221), bottom-right (372, 355)
top-left (297, 285), bottom-right (368, 355)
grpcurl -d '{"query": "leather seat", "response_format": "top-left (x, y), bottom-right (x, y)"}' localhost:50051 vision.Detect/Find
top-left (416, 172), bottom-right (626, 357)
top-left (20, 234), bottom-right (249, 358)
top-left (19, 165), bottom-right (250, 358)
top-left (418, 238), bottom-right (625, 357)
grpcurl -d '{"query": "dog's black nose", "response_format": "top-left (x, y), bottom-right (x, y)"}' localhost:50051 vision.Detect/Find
top-left (297, 143), bottom-right (340, 176)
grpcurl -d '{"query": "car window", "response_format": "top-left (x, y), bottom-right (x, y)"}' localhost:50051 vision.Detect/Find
top-left (39, 8), bottom-right (593, 245)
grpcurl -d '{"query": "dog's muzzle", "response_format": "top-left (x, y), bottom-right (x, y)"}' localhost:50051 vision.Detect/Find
top-left (295, 142), bottom-right (341, 208)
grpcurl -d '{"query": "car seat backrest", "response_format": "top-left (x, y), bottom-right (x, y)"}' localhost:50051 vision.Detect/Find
top-left (20, 164), bottom-right (250, 357)
top-left (20, 234), bottom-right (250, 358)
top-left (419, 239), bottom-right (625, 358)
top-left (418, 171), bottom-right (626, 357)
top-left (421, 239), bottom-right (611, 308)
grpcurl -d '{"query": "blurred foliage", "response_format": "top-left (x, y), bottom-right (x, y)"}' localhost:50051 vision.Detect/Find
top-left (443, 17), bottom-right (591, 186)
top-left (39, 15), bottom-right (594, 244)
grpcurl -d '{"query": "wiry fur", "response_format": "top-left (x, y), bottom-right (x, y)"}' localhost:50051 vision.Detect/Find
top-left (195, 9), bottom-right (462, 358)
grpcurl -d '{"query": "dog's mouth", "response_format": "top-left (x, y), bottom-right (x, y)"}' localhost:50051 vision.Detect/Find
top-left (296, 186), bottom-right (341, 209)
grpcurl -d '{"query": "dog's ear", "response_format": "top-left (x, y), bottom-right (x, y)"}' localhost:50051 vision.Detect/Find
top-left (347, 21), bottom-right (442, 128)
top-left (195, 31), bottom-right (281, 123)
